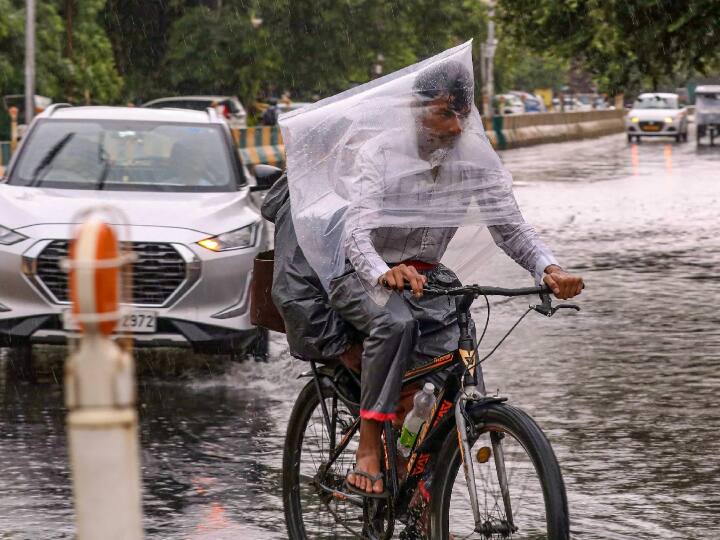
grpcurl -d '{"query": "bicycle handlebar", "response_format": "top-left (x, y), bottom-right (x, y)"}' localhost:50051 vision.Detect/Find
top-left (402, 283), bottom-right (551, 297)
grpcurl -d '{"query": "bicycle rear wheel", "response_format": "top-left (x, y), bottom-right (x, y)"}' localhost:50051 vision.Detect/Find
top-left (430, 403), bottom-right (569, 539)
top-left (283, 378), bottom-right (364, 539)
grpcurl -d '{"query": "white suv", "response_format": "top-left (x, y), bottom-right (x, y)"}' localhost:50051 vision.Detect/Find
top-left (0, 105), bottom-right (280, 355)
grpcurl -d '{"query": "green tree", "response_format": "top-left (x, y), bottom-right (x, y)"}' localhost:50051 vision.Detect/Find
top-left (494, 46), bottom-right (569, 94)
top-left (255, 0), bottom-right (417, 98)
top-left (0, 1), bottom-right (66, 98)
top-left (496, 0), bottom-right (720, 93)
top-left (0, 0), bottom-right (122, 103)
top-left (100, 0), bottom-right (500, 106)
top-left (161, 4), bottom-right (278, 107)
top-left (0, 0), bottom-right (22, 94)
top-left (256, 0), bottom-right (489, 100)
top-left (60, 0), bottom-right (123, 103)
top-left (103, 0), bottom-right (189, 103)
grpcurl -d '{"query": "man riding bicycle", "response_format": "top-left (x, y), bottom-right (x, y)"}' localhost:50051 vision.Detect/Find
top-left (277, 44), bottom-right (583, 499)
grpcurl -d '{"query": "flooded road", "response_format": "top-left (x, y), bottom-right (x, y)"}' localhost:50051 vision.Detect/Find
top-left (2, 131), bottom-right (719, 539)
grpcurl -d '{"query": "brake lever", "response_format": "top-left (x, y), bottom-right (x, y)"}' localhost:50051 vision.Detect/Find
top-left (555, 303), bottom-right (581, 312)
top-left (530, 291), bottom-right (581, 317)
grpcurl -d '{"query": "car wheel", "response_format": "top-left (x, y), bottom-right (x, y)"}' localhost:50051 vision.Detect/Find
top-left (627, 133), bottom-right (633, 143)
top-left (675, 134), bottom-right (681, 143)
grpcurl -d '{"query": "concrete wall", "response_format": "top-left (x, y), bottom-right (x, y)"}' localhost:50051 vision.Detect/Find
top-left (233, 112), bottom-right (626, 168)
top-left (484, 109), bottom-right (625, 150)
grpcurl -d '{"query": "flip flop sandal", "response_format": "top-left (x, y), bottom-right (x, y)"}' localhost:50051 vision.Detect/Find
top-left (343, 467), bottom-right (390, 499)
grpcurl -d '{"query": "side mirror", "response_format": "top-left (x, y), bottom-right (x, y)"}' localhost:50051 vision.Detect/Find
top-left (250, 164), bottom-right (283, 192)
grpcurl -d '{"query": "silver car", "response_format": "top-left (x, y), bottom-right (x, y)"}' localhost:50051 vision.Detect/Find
top-left (0, 105), bottom-right (280, 354)
top-left (625, 92), bottom-right (689, 143)
top-left (142, 95), bottom-right (248, 129)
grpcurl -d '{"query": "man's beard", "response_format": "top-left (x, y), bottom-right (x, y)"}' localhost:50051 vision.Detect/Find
top-left (417, 127), bottom-right (456, 164)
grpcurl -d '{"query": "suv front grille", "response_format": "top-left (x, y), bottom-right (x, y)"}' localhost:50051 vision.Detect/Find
top-left (36, 240), bottom-right (186, 305)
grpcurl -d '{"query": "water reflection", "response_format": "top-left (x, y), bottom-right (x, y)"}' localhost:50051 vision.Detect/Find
top-left (1, 131), bottom-right (719, 539)
top-left (663, 143), bottom-right (673, 175)
top-left (631, 143), bottom-right (639, 176)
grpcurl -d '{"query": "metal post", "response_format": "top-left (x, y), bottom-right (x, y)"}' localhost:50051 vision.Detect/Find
top-left (65, 217), bottom-right (143, 540)
top-left (483, 0), bottom-right (496, 119)
top-left (24, 0), bottom-right (36, 125)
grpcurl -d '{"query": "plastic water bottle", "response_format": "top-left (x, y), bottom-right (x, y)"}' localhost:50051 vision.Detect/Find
top-left (397, 382), bottom-right (436, 457)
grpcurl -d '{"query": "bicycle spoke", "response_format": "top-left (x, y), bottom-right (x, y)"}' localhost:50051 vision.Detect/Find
top-left (491, 431), bottom-right (514, 528)
top-left (296, 395), bottom-right (364, 538)
top-left (448, 424), bottom-right (549, 539)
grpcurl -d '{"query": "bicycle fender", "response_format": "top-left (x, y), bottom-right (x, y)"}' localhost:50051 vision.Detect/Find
top-left (296, 364), bottom-right (335, 379)
top-left (297, 370), bottom-right (335, 393)
top-left (415, 396), bottom-right (507, 454)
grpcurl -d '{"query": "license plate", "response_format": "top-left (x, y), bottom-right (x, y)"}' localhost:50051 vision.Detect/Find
top-left (63, 310), bottom-right (157, 333)
top-left (642, 124), bottom-right (661, 132)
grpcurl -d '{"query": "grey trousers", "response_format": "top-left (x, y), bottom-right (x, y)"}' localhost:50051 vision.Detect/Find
top-left (328, 264), bottom-right (465, 420)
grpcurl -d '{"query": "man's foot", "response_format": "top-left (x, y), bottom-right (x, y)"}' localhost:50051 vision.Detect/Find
top-left (346, 450), bottom-right (385, 495)
top-left (346, 418), bottom-right (385, 495)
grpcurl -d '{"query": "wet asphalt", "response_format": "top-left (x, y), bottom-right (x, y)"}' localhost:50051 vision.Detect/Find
top-left (1, 129), bottom-right (719, 539)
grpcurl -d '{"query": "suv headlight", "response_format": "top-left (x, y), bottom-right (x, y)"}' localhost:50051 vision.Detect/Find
top-left (0, 224), bottom-right (27, 245)
top-left (197, 223), bottom-right (258, 252)
top-left (664, 116), bottom-right (675, 124)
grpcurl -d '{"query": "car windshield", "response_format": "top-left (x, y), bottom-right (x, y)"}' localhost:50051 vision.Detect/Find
top-left (8, 119), bottom-right (237, 192)
top-left (634, 95), bottom-right (679, 109)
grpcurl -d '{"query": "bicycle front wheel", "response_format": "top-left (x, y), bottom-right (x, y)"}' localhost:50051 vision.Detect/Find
top-left (430, 403), bottom-right (569, 539)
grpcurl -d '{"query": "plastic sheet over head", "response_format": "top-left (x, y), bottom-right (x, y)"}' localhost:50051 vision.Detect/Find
top-left (280, 41), bottom-right (523, 295)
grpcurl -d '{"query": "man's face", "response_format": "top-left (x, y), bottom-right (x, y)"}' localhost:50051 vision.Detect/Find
top-left (418, 96), bottom-right (470, 145)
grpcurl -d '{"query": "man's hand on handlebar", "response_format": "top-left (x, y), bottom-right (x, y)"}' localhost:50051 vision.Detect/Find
top-left (543, 264), bottom-right (583, 300)
top-left (379, 264), bottom-right (427, 297)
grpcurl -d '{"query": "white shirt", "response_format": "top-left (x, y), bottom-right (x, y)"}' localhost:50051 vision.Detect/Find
top-left (345, 129), bottom-right (558, 287)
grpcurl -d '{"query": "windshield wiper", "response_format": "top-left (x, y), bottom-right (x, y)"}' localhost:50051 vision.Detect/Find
top-left (29, 132), bottom-right (75, 187)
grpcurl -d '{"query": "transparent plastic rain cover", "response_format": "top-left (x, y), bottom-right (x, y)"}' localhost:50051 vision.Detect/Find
top-left (280, 41), bottom-right (524, 297)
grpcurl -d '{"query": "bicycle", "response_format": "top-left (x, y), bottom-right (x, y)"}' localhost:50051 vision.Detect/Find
top-left (282, 283), bottom-right (580, 539)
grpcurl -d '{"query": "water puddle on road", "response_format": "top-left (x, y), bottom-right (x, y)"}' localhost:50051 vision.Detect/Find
top-left (2, 133), bottom-right (719, 539)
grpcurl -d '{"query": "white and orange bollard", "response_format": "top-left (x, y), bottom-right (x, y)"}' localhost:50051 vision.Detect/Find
top-left (64, 215), bottom-right (143, 540)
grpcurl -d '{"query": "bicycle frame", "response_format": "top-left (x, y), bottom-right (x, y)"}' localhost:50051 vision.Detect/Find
top-left (306, 291), bottom-right (510, 528)
top-left (305, 284), bottom-right (574, 534)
